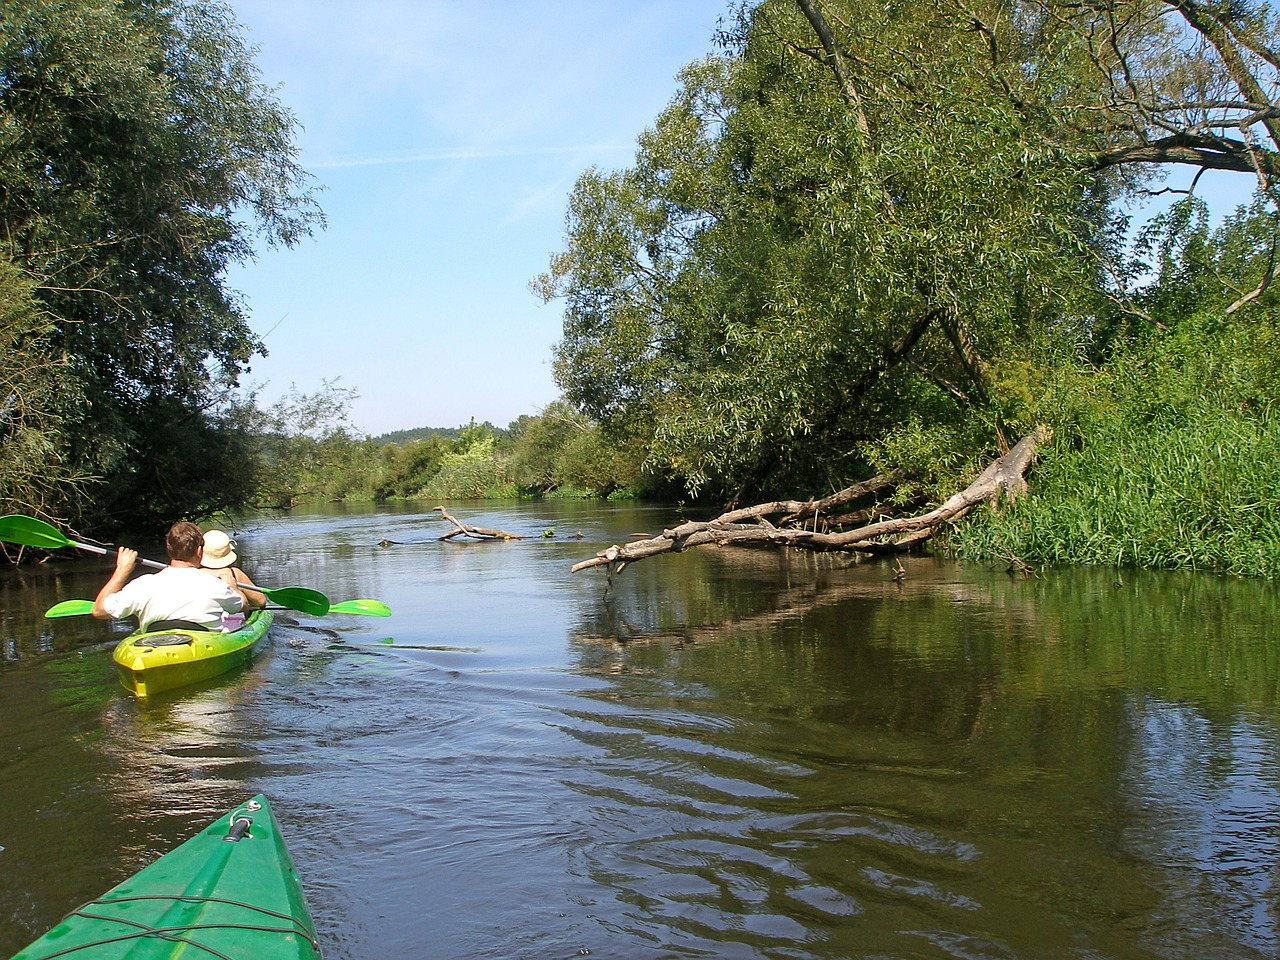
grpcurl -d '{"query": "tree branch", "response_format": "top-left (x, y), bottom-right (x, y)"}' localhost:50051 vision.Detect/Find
top-left (572, 427), bottom-right (1050, 573)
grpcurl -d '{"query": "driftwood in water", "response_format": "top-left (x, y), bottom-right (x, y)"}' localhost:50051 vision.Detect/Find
top-left (435, 506), bottom-right (527, 541)
top-left (571, 426), bottom-right (1049, 574)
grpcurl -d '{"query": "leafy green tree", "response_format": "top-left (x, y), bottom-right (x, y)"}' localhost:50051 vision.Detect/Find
top-left (419, 421), bottom-right (517, 499)
top-left (540, 0), bottom-right (1280, 508)
top-left (507, 400), bottom-right (647, 496)
top-left (0, 257), bottom-right (82, 525)
top-left (243, 381), bottom-right (364, 508)
top-left (372, 435), bottom-right (453, 501)
top-left (0, 0), bottom-right (322, 533)
top-left (508, 402), bottom-right (589, 494)
top-left (539, 0), bottom-right (1104, 500)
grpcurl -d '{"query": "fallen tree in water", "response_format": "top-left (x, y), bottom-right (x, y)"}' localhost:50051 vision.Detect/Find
top-left (434, 506), bottom-right (527, 541)
top-left (571, 426), bottom-right (1049, 574)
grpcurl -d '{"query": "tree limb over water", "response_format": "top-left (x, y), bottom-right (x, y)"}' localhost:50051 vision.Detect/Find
top-left (435, 506), bottom-right (527, 541)
top-left (571, 427), bottom-right (1050, 574)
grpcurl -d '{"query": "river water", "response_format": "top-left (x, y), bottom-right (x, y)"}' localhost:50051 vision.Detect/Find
top-left (1, 501), bottom-right (1278, 959)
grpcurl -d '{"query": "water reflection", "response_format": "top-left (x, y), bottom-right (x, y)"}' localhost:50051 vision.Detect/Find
top-left (3, 503), bottom-right (1280, 959)
top-left (562, 552), bottom-right (1280, 958)
top-left (1121, 701), bottom-right (1280, 958)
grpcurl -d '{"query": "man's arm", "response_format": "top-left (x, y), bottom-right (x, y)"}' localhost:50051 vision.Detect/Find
top-left (92, 547), bottom-right (138, 619)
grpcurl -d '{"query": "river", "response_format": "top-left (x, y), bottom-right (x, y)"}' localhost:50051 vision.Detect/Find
top-left (2, 501), bottom-right (1278, 959)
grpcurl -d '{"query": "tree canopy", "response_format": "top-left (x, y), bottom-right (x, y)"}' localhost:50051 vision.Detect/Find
top-left (538, 0), bottom-right (1280, 505)
top-left (0, 0), bottom-right (322, 535)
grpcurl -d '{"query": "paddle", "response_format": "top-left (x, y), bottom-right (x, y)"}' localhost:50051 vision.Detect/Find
top-left (46, 597), bottom-right (390, 619)
top-left (0, 514), bottom-right (330, 616)
top-left (327, 598), bottom-right (391, 617)
top-left (43, 599), bottom-right (95, 618)
top-left (0, 514), bottom-right (164, 570)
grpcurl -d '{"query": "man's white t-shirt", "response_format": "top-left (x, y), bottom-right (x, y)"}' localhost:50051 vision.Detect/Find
top-left (102, 567), bottom-right (243, 631)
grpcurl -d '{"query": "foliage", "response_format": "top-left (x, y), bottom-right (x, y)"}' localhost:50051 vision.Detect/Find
top-left (506, 400), bottom-right (649, 497)
top-left (0, 257), bottom-right (84, 522)
top-left (954, 357), bottom-right (1280, 577)
top-left (240, 382), bottom-right (380, 508)
top-left (526, 0), bottom-right (1280, 578)
top-left (417, 427), bottom-right (517, 500)
top-left (0, 0), bottom-right (322, 534)
top-left (90, 394), bottom-right (259, 537)
top-left (373, 436), bottom-right (453, 500)
top-left (953, 194), bottom-right (1280, 577)
top-left (372, 423), bottom-right (504, 446)
top-left (538, 0), bottom-right (1109, 500)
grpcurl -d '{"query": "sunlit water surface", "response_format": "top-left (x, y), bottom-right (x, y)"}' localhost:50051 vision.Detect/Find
top-left (2, 501), bottom-right (1279, 959)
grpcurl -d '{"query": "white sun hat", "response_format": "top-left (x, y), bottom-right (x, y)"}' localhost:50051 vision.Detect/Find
top-left (202, 530), bottom-right (238, 568)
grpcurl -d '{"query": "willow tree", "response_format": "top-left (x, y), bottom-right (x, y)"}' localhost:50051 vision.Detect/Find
top-left (540, 0), bottom-right (1280, 507)
top-left (0, 0), bottom-right (323, 535)
top-left (540, 0), bottom-right (1108, 503)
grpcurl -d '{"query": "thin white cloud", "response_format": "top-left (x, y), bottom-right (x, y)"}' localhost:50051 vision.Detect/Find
top-left (307, 142), bottom-right (634, 170)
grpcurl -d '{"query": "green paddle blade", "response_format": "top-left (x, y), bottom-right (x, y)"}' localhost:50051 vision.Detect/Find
top-left (45, 599), bottom-right (96, 618)
top-left (251, 584), bottom-right (329, 616)
top-left (328, 599), bottom-right (391, 617)
top-left (0, 514), bottom-right (74, 550)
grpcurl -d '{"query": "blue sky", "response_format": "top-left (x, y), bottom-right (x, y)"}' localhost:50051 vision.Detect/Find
top-left (225, 0), bottom-right (733, 437)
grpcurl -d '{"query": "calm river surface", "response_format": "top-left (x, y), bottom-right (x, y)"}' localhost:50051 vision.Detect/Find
top-left (2, 501), bottom-right (1279, 959)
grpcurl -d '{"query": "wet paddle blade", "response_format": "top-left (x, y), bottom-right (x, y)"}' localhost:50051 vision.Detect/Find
top-left (328, 599), bottom-right (391, 617)
top-left (0, 515), bottom-right (74, 550)
top-left (45, 599), bottom-right (96, 618)
top-left (257, 585), bottom-right (329, 616)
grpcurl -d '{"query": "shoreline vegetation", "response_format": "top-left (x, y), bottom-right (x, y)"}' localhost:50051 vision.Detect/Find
top-left (4, 0), bottom-right (1280, 580)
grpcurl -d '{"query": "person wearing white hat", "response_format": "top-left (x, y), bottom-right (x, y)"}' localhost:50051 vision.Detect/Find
top-left (200, 530), bottom-right (266, 610)
top-left (93, 521), bottom-right (247, 632)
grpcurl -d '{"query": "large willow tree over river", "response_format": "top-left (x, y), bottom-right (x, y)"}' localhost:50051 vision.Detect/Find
top-left (540, 0), bottom-right (1280, 576)
top-left (0, 0), bottom-right (321, 537)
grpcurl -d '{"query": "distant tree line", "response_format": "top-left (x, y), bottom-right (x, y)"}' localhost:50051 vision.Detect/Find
top-left (242, 386), bottom-right (670, 509)
top-left (371, 424), bottom-right (502, 447)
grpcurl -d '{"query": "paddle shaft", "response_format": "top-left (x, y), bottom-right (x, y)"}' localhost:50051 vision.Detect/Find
top-left (49, 597), bottom-right (387, 618)
top-left (64, 537), bottom-right (167, 571)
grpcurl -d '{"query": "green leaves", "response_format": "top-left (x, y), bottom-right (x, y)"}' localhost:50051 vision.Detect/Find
top-left (541, 0), bottom-right (1107, 500)
top-left (0, 0), bottom-right (322, 533)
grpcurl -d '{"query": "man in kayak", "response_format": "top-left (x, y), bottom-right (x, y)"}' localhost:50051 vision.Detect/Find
top-left (92, 521), bottom-right (249, 632)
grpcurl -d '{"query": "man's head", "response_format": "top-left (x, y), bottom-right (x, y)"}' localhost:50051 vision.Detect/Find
top-left (166, 521), bottom-right (204, 563)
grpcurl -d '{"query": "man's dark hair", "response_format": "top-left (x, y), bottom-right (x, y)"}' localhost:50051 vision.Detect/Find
top-left (166, 521), bottom-right (204, 562)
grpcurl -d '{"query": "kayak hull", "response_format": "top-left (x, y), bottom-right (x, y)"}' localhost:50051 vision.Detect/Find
top-left (11, 794), bottom-right (322, 960)
top-left (112, 610), bottom-right (274, 698)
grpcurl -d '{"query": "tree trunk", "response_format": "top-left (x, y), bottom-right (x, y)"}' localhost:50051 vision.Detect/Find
top-left (571, 426), bottom-right (1049, 574)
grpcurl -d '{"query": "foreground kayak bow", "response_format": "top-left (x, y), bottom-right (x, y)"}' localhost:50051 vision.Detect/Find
top-left (11, 794), bottom-right (322, 959)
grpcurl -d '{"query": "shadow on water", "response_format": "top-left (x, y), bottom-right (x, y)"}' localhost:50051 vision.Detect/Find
top-left (2, 502), bottom-right (1279, 959)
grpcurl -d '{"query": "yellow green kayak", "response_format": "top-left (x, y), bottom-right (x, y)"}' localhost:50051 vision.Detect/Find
top-left (10, 794), bottom-right (322, 959)
top-left (112, 609), bottom-right (274, 698)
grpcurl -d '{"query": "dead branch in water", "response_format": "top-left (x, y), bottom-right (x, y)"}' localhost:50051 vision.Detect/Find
top-left (571, 426), bottom-right (1050, 574)
top-left (435, 506), bottom-right (527, 541)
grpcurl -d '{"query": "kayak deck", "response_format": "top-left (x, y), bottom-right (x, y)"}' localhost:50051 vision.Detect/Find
top-left (113, 609), bottom-right (274, 698)
top-left (11, 794), bottom-right (321, 960)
